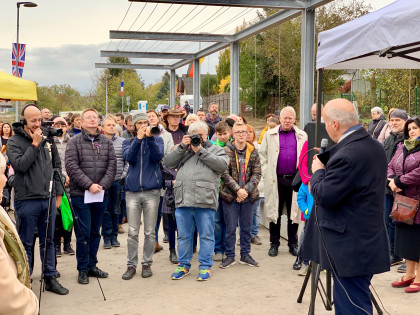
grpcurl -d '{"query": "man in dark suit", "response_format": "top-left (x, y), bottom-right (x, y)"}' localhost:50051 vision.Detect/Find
top-left (303, 98), bottom-right (390, 314)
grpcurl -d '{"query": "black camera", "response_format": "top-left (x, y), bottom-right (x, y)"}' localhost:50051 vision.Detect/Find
top-left (41, 121), bottom-right (63, 139)
top-left (150, 126), bottom-right (160, 136)
top-left (189, 134), bottom-right (202, 147)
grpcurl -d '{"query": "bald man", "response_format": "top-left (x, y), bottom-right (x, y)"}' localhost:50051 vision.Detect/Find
top-left (301, 99), bottom-right (389, 314)
top-left (7, 104), bottom-right (69, 295)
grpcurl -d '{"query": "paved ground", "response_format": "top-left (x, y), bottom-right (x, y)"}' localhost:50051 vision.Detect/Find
top-left (31, 221), bottom-right (419, 315)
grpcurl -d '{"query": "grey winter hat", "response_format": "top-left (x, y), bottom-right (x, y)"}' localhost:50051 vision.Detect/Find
top-left (132, 111), bottom-right (149, 125)
top-left (389, 109), bottom-right (408, 121)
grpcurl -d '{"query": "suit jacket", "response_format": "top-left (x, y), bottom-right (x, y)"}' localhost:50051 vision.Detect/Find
top-left (301, 127), bottom-right (390, 277)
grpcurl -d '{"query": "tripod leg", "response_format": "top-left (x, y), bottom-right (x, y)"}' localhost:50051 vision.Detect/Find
top-left (309, 261), bottom-right (319, 315)
top-left (297, 262), bottom-right (312, 303)
top-left (370, 292), bottom-right (382, 315)
top-left (326, 270), bottom-right (333, 310)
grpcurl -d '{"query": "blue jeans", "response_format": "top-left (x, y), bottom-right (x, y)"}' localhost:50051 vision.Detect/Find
top-left (15, 198), bottom-right (57, 277)
top-left (175, 207), bottom-right (215, 270)
top-left (102, 180), bottom-right (121, 241)
top-left (71, 195), bottom-right (108, 271)
top-left (251, 198), bottom-right (262, 237)
top-left (223, 201), bottom-right (254, 258)
top-left (385, 194), bottom-right (398, 257)
top-left (214, 198), bottom-right (226, 254)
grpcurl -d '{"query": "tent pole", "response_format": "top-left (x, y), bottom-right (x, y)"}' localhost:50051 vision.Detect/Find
top-left (315, 69), bottom-right (323, 146)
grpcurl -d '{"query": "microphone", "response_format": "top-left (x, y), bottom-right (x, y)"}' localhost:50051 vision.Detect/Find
top-left (319, 138), bottom-right (328, 154)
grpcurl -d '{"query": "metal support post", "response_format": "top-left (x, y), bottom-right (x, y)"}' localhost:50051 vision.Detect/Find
top-left (193, 59), bottom-right (200, 113)
top-left (230, 41), bottom-right (239, 115)
top-left (299, 9), bottom-right (315, 129)
top-left (170, 69), bottom-right (176, 107)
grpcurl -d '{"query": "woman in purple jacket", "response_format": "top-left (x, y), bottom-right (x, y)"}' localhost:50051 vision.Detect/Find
top-left (388, 117), bottom-right (420, 293)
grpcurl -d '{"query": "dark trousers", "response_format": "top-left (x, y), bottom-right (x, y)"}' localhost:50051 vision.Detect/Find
top-left (332, 273), bottom-right (373, 315)
top-left (15, 198), bottom-right (57, 277)
top-left (223, 200), bottom-right (254, 258)
top-left (269, 176), bottom-right (298, 248)
top-left (102, 180), bottom-right (121, 241)
top-left (72, 195), bottom-right (108, 271)
top-left (155, 197), bottom-right (169, 242)
top-left (385, 194), bottom-right (398, 257)
top-left (167, 212), bottom-right (177, 250)
top-left (54, 211), bottom-right (72, 247)
top-left (119, 182), bottom-right (127, 224)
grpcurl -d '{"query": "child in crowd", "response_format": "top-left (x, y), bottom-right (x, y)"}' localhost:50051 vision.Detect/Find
top-left (268, 117), bottom-right (280, 129)
top-left (296, 182), bottom-right (313, 276)
top-left (220, 122), bottom-right (261, 268)
top-left (212, 121), bottom-right (232, 261)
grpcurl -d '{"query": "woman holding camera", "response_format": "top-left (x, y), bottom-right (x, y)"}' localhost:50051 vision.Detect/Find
top-left (388, 116), bottom-right (420, 293)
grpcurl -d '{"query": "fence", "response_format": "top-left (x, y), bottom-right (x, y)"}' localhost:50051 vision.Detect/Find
top-left (202, 93), bottom-right (230, 112)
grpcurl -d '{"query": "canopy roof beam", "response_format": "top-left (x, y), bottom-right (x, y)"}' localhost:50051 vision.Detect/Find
top-left (101, 50), bottom-right (194, 59)
top-left (95, 63), bottom-right (173, 70)
top-left (110, 31), bottom-right (233, 42)
top-left (128, 0), bottom-right (308, 9)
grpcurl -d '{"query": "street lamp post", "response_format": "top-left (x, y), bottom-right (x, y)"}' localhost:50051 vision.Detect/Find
top-left (15, 1), bottom-right (37, 122)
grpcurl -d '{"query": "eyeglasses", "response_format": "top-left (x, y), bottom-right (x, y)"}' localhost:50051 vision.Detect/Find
top-left (234, 131), bottom-right (247, 135)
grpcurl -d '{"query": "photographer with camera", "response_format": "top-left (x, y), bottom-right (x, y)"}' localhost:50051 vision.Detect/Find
top-left (121, 112), bottom-right (164, 280)
top-left (6, 104), bottom-right (69, 295)
top-left (164, 121), bottom-right (229, 281)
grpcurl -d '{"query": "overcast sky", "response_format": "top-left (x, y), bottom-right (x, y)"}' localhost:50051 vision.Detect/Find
top-left (0, 0), bottom-right (396, 94)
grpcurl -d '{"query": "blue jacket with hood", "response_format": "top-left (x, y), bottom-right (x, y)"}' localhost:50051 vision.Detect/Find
top-left (123, 135), bottom-right (164, 192)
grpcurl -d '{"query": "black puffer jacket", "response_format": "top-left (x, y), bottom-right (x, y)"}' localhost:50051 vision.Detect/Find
top-left (6, 123), bottom-right (63, 201)
top-left (368, 114), bottom-right (386, 140)
top-left (65, 129), bottom-right (117, 197)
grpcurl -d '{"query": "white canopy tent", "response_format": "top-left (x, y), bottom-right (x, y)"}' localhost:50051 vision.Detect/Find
top-left (316, 0), bottom-right (420, 70)
top-left (313, 0), bottom-right (420, 145)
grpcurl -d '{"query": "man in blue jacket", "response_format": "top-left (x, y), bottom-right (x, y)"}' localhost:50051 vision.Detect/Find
top-left (122, 112), bottom-right (164, 280)
top-left (303, 99), bottom-right (389, 314)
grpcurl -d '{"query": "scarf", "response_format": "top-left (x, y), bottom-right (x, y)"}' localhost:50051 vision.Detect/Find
top-left (404, 138), bottom-right (420, 151)
top-left (0, 208), bottom-right (31, 288)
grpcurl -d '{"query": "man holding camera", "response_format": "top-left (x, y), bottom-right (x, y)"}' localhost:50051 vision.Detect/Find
top-left (164, 121), bottom-right (229, 281)
top-left (7, 104), bottom-right (69, 295)
top-left (65, 108), bottom-right (116, 285)
top-left (121, 112), bottom-right (164, 280)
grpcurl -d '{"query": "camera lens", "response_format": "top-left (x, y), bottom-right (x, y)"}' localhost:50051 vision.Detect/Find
top-left (190, 134), bottom-right (202, 146)
top-left (150, 126), bottom-right (160, 136)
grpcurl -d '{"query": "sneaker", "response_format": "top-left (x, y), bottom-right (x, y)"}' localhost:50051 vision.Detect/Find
top-left (45, 277), bottom-right (69, 295)
top-left (251, 235), bottom-right (262, 245)
top-left (141, 265), bottom-right (153, 278)
top-left (118, 224), bottom-right (125, 234)
top-left (111, 239), bottom-right (120, 247)
top-left (298, 264), bottom-right (309, 276)
top-left (213, 253), bottom-right (223, 261)
top-left (220, 257), bottom-right (236, 269)
top-left (122, 266), bottom-right (136, 280)
top-left (197, 269), bottom-right (211, 281)
top-left (163, 234), bottom-right (169, 243)
top-left (293, 256), bottom-right (302, 270)
top-left (398, 262), bottom-right (407, 273)
top-left (63, 244), bottom-right (75, 255)
top-left (239, 254), bottom-right (259, 267)
top-left (169, 248), bottom-right (178, 264)
top-left (171, 265), bottom-right (190, 280)
top-left (55, 245), bottom-right (62, 257)
top-left (103, 239), bottom-right (112, 249)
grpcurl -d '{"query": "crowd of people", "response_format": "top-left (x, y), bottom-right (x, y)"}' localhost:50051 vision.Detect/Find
top-left (0, 99), bottom-right (419, 314)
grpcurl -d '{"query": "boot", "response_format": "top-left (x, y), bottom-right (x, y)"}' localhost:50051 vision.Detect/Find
top-left (169, 248), bottom-right (178, 264)
top-left (45, 277), bottom-right (69, 295)
top-left (155, 242), bottom-right (163, 253)
top-left (293, 256), bottom-right (302, 270)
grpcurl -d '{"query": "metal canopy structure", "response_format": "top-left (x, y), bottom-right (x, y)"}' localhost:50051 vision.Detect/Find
top-left (96, 0), bottom-right (335, 125)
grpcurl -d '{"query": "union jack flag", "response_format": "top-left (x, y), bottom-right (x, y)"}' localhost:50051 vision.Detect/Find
top-left (12, 43), bottom-right (26, 78)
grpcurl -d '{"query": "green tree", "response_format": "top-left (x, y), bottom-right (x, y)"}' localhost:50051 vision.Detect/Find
top-left (155, 72), bottom-right (170, 102)
top-left (201, 74), bottom-right (218, 97)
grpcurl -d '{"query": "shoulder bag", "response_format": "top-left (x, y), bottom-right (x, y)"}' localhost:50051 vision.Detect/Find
top-left (390, 193), bottom-right (419, 225)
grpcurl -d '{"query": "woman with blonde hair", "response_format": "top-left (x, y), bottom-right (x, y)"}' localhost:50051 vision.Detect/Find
top-left (185, 113), bottom-right (199, 126)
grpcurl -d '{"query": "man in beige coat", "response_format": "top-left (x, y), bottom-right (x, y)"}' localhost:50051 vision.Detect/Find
top-left (259, 106), bottom-right (307, 257)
